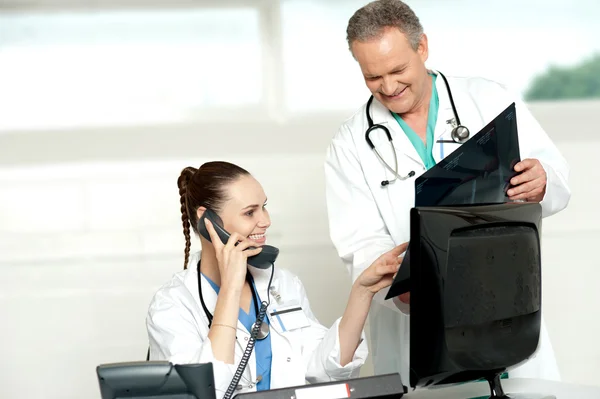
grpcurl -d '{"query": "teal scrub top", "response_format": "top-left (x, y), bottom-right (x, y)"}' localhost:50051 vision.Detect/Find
top-left (203, 274), bottom-right (272, 391)
top-left (391, 73), bottom-right (439, 170)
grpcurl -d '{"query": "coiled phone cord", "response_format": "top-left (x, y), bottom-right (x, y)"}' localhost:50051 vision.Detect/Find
top-left (223, 300), bottom-right (269, 399)
top-left (223, 267), bottom-right (274, 399)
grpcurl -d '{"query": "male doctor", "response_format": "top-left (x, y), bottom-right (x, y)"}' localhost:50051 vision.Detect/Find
top-left (324, 0), bottom-right (571, 386)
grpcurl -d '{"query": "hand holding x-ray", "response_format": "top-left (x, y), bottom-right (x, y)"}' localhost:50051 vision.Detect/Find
top-left (507, 158), bottom-right (547, 202)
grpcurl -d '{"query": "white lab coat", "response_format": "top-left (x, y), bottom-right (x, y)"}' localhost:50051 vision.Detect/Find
top-left (146, 251), bottom-right (368, 399)
top-left (324, 70), bottom-right (570, 385)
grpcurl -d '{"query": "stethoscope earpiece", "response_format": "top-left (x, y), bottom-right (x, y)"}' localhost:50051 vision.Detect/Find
top-left (381, 169), bottom-right (415, 187)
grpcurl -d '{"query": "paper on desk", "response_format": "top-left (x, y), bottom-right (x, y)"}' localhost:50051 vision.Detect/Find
top-left (295, 383), bottom-right (350, 399)
top-left (415, 102), bottom-right (521, 207)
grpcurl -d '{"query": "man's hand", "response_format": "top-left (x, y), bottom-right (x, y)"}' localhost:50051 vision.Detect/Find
top-left (507, 158), bottom-right (547, 203)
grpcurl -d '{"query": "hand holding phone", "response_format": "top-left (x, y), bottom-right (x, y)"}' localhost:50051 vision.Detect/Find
top-left (203, 218), bottom-right (262, 289)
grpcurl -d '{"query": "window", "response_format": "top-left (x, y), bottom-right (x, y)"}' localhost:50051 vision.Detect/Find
top-left (0, 8), bottom-right (262, 131)
top-left (280, 0), bottom-right (600, 113)
top-left (280, 0), bottom-right (370, 113)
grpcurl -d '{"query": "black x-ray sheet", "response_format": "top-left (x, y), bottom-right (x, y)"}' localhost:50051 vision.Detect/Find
top-left (415, 102), bottom-right (521, 207)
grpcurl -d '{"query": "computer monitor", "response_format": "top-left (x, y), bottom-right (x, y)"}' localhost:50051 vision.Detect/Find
top-left (407, 202), bottom-right (548, 398)
top-left (96, 361), bottom-right (216, 399)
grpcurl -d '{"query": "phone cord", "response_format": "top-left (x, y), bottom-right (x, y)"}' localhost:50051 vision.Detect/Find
top-left (223, 300), bottom-right (269, 399)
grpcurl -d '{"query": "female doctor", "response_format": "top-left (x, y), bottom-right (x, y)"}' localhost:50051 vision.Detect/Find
top-left (146, 161), bottom-right (406, 399)
top-left (324, 0), bottom-right (571, 387)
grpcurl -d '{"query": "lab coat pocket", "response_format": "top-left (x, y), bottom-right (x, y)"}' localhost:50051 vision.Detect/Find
top-left (268, 302), bottom-right (311, 333)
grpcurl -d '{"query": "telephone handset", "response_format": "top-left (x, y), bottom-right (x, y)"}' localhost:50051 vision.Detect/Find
top-left (197, 208), bottom-right (279, 269)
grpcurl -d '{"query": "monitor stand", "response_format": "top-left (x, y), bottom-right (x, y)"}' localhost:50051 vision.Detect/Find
top-left (482, 373), bottom-right (557, 399)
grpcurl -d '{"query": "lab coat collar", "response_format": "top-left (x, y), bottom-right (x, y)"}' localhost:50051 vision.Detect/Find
top-left (429, 68), bottom-right (456, 142)
top-left (247, 264), bottom-right (277, 305)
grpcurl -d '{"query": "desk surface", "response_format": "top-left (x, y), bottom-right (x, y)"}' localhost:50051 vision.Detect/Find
top-left (405, 378), bottom-right (600, 399)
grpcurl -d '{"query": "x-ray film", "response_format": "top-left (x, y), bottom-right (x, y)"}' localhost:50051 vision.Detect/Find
top-left (415, 103), bottom-right (521, 207)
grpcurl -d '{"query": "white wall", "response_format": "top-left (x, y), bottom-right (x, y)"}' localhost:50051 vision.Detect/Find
top-left (0, 101), bottom-right (598, 398)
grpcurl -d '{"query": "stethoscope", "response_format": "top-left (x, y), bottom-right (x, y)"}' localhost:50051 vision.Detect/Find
top-left (365, 71), bottom-right (470, 187)
top-left (196, 260), bottom-right (270, 340)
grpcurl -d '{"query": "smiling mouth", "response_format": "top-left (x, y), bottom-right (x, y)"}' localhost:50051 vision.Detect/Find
top-left (384, 86), bottom-right (407, 99)
top-left (248, 233), bottom-right (265, 241)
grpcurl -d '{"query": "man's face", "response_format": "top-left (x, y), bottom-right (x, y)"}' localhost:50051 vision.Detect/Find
top-left (351, 27), bottom-right (430, 115)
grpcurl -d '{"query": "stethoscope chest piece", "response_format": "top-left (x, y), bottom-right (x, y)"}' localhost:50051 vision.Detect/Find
top-left (451, 125), bottom-right (470, 144)
top-left (252, 320), bottom-right (270, 340)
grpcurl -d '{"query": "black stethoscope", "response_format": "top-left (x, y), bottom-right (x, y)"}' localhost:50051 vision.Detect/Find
top-left (196, 260), bottom-right (270, 340)
top-left (365, 71), bottom-right (470, 187)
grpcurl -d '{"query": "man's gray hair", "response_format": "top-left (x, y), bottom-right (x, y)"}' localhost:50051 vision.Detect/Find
top-left (346, 0), bottom-right (424, 52)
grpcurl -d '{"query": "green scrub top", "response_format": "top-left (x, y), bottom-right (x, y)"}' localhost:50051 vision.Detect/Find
top-left (391, 73), bottom-right (439, 170)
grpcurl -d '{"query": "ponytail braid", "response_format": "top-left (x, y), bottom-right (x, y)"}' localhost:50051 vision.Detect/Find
top-left (177, 167), bottom-right (197, 270)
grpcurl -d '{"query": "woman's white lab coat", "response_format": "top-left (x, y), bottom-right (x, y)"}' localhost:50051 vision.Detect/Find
top-left (146, 251), bottom-right (368, 399)
top-left (324, 70), bottom-right (570, 385)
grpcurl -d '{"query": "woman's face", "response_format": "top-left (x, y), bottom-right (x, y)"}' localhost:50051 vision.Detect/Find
top-left (213, 174), bottom-right (271, 245)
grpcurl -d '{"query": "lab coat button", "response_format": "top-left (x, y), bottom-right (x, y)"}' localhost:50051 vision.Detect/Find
top-left (287, 357), bottom-right (291, 362)
top-left (244, 337), bottom-right (248, 341)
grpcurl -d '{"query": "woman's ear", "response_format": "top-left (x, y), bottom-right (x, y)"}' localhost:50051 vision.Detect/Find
top-left (197, 206), bottom-right (207, 221)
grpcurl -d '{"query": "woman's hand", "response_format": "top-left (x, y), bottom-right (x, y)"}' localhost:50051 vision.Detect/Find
top-left (356, 242), bottom-right (409, 295)
top-left (338, 242), bottom-right (409, 366)
top-left (204, 218), bottom-right (262, 291)
top-left (204, 218), bottom-right (262, 364)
